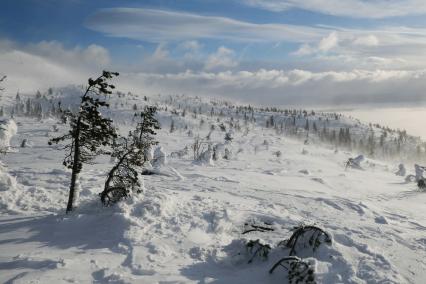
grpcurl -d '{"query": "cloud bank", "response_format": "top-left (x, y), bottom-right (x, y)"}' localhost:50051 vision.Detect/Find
top-left (241, 0), bottom-right (426, 19)
top-left (118, 69), bottom-right (426, 107)
top-left (85, 8), bottom-right (327, 43)
top-left (3, 7), bottom-right (426, 108)
top-left (0, 40), bottom-right (110, 94)
top-left (1, 38), bottom-right (426, 108)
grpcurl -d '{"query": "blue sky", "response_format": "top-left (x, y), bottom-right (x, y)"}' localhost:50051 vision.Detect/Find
top-left (2, 0), bottom-right (426, 106)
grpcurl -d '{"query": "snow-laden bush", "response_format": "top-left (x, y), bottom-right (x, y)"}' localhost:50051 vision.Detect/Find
top-left (223, 148), bottom-right (232, 160)
top-left (269, 256), bottom-right (316, 284)
top-left (195, 147), bottom-right (214, 165)
top-left (414, 164), bottom-right (425, 181)
top-left (246, 239), bottom-right (271, 264)
top-left (418, 179), bottom-right (426, 190)
top-left (224, 130), bottom-right (234, 143)
top-left (144, 146), bottom-right (154, 162)
top-left (152, 146), bottom-right (167, 168)
top-left (395, 164), bottom-right (406, 176)
top-left (0, 163), bottom-right (18, 192)
top-left (280, 225), bottom-right (332, 257)
top-left (345, 155), bottom-right (364, 170)
top-left (0, 119), bottom-right (17, 149)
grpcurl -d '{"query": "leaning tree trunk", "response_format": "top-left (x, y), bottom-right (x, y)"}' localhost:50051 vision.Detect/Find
top-left (102, 153), bottom-right (128, 192)
top-left (66, 124), bottom-right (81, 213)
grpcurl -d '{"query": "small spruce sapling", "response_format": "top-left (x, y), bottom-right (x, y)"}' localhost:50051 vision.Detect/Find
top-left (246, 239), bottom-right (271, 263)
top-left (269, 256), bottom-right (315, 284)
top-left (279, 225), bottom-right (332, 256)
top-left (100, 106), bottom-right (160, 206)
top-left (49, 71), bottom-right (119, 213)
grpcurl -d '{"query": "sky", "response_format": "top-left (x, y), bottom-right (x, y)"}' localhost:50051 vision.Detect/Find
top-left (1, 0), bottom-right (426, 107)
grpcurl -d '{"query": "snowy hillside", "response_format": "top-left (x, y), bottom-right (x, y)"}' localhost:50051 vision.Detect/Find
top-left (0, 89), bottom-right (425, 283)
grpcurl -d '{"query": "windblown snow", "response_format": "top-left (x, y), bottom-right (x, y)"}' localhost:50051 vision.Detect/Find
top-left (0, 90), bottom-right (425, 284)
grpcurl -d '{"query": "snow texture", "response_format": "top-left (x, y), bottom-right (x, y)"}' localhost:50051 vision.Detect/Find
top-left (0, 91), bottom-right (425, 284)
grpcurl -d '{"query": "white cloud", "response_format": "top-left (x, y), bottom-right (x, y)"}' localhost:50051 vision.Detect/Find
top-left (205, 46), bottom-right (238, 70)
top-left (151, 43), bottom-right (169, 60)
top-left (86, 8), bottom-right (327, 43)
top-left (178, 40), bottom-right (202, 52)
top-left (178, 40), bottom-right (203, 60)
top-left (28, 41), bottom-right (110, 68)
top-left (318, 32), bottom-right (338, 51)
top-left (85, 7), bottom-right (426, 72)
top-left (293, 32), bottom-right (338, 56)
top-left (353, 35), bottom-right (379, 46)
top-left (0, 40), bottom-right (111, 94)
top-left (241, 0), bottom-right (426, 19)
top-left (292, 44), bottom-right (315, 56)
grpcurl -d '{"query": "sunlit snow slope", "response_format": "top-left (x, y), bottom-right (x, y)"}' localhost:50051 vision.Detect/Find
top-left (0, 92), bottom-right (425, 284)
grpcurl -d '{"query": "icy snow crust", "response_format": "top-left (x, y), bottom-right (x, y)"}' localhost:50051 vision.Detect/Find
top-left (0, 91), bottom-right (425, 283)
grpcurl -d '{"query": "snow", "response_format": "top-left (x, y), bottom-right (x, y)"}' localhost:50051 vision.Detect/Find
top-left (0, 92), bottom-right (425, 283)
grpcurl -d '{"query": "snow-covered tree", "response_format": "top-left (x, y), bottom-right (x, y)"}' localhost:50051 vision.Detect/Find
top-left (100, 106), bottom-right (160, 206)
top-left (49, 71), bottom-right (119, 213)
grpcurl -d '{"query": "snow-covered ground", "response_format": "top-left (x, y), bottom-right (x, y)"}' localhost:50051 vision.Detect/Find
top-left (0, 93), bottom-right (425, 283)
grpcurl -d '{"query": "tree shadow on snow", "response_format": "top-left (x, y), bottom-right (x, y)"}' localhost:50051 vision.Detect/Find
top-left (0, 201), bottom-right (131, 251)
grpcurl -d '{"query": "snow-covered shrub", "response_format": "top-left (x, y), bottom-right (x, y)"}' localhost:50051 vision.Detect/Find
top-left (152, 146), bottom-right (167, 168)
top-left (0, 163), bottom-right (18, 192)
top-left (223, 148), bottom-right (232, 160)
top-left (101, 106), bottom-right (160, 206)
top-left (273, 150), bottom-right (282, 158)
top-left (246, 239), bottom-right (271, 264)
top-left (192, 136), bottom-right (214, 163)
top-left (414, 164), bottom-right (425, 181)
top-left (0, 119), bottom-right (17, 149)
top-left (144, 146), bottom-right (154, 162)
top-left (224, 131), bottom-right (233, 143)
top-left (242, 220), bottom-right (274, 234)
top-left (405, 174), bottom-right (416, 183)
top-left (345, 155), bottom-right (364, 170)
top-left (196, 147), bottom-right (214, 165)
top-left (280, 225), bottom-right (332, 257)
top-left (418, 179), bottom-right (426, 190)
top-left (269, 256), bottom-right (316, 284)
top-left (213, 145), bottom-right (219, 161)
top-left (395, 164), bottom-right (406, 176)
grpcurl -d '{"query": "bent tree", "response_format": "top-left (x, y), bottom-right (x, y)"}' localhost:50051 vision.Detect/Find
top-left (101, 106), bottom-right (160, 206)
top-left (49, 71), bottom-right (118, 213)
